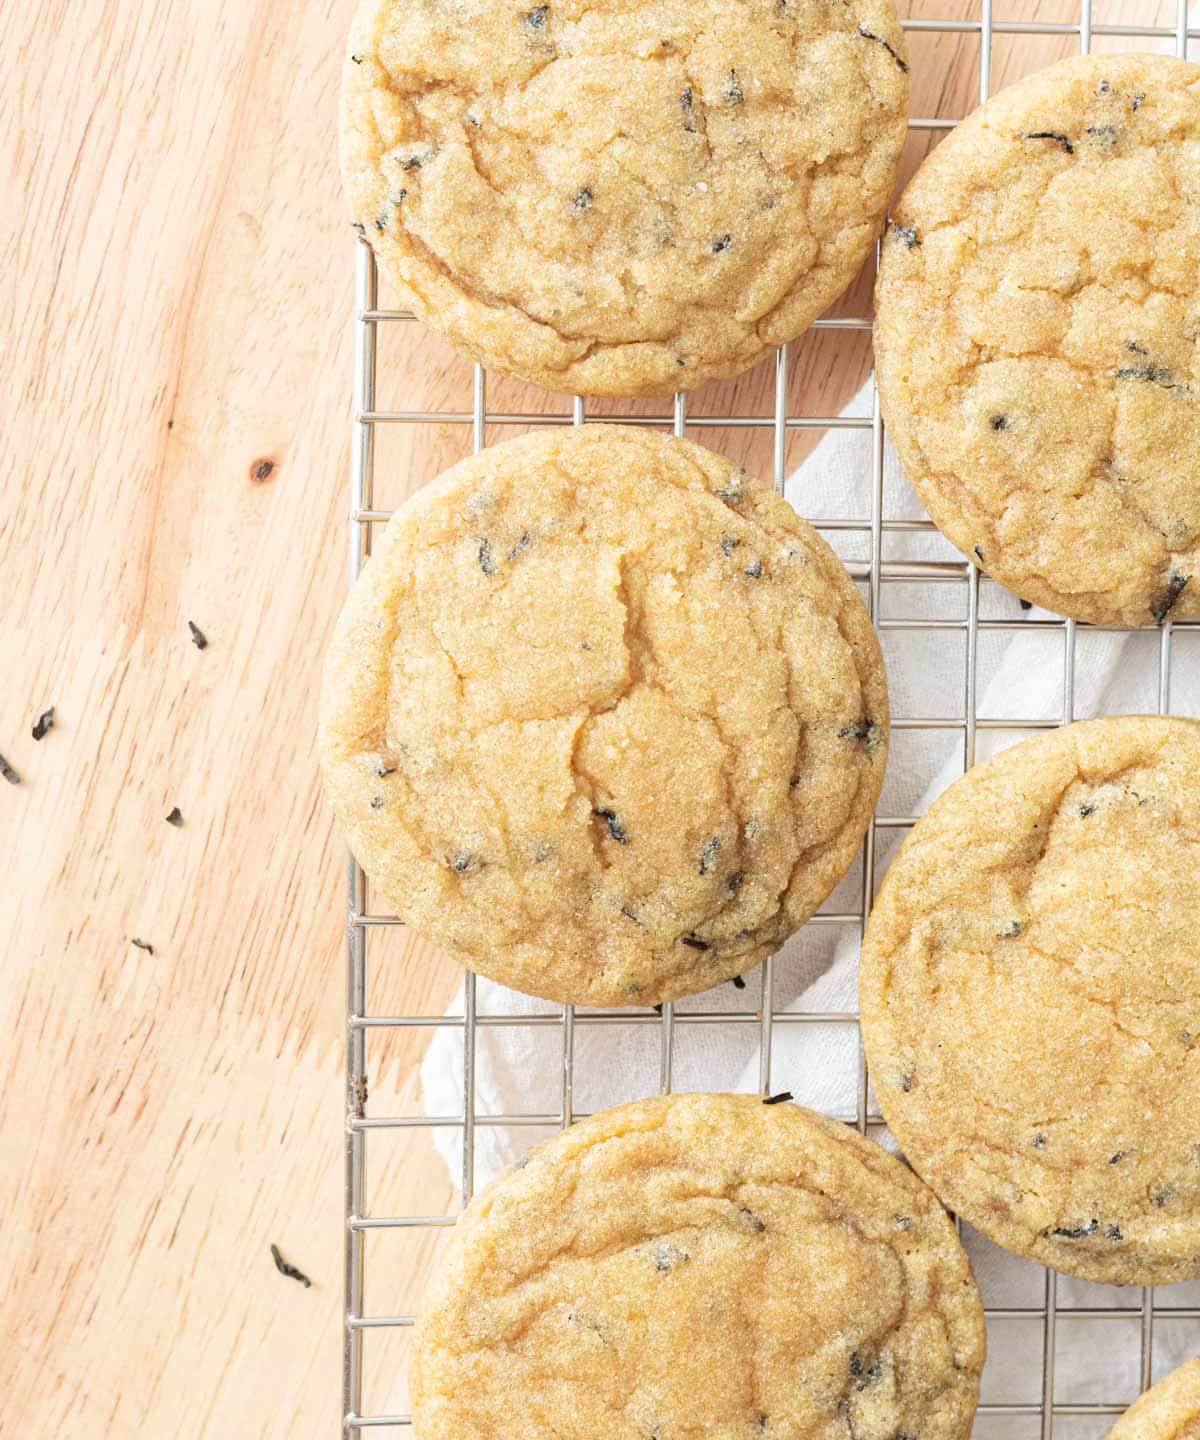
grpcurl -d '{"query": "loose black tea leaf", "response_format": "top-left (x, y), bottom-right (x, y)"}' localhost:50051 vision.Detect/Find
top-left (477, 538), bottom-right (496, 576)
top-left (854, 1357), bottom-right (885, 1391)
top-left (270, 1243), bottom-right (313, 1288)
top-left (1021, 130), bottom-right (1074, 153)
top-left (837, 718), bottom-right (883, 755)
top-left (571, 187), bottom-right (593, 213)
top-left (131, 938), bottom-right (154, 954)
top-left (681, 934), bottom-right (709, 951)
top-left (892, 224), bottom-right (920, 248)
top-left (762, 1091), bottom-right (793, 1105)
top-left (723, 69), bottom-right (743, 104)
top-left (1048, 1219), bottom-right (1099, 1239)
top-left (32, 707), bottom-right (55, 741)
top-left (0, 754), bottom-right (20, 785)
top-left (989, 415), bottom-right (1008, 431)
top-left (743, 558), bottom-right (763, 578)
top-left (166, 806), bottom-right (183, 827)
top-left (711, 233), bottom-right (733, 253)
top-left (698, 836), bottom-right (720, 875)
top-left (1153, 572), bottom-right (1190, 623)
top-left (857, 25), bottom-right (909, 71)
top-left (187, 621), bottom-right (208, 650)
top-left (594, 807), bottom-right (628, 843)
top-left (1116, 362), bottom-right (1176, 387)
top-left (524, 4), bottom-right (547, 29)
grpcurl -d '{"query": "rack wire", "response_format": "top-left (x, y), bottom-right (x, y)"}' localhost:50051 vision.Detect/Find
top-left (343, 2), bottom-right (1199, 1430)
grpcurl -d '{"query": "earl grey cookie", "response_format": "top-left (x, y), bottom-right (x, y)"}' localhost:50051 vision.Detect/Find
top-left (875, 53), bottom-right (1200, 627)
top-left (860, 715), bottom-right (1200, 1285)
top-left (411, 1093), bottom-right (985, 1440)
top-left (1107, 1357), bottom-right (1200, 1440)
top-left (341, 0), bottom-right (909, 397)
top-left (319, 425), bottom-right (887, 1007)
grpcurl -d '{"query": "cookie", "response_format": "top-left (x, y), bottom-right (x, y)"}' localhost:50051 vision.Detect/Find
top-left (340, 0), bottom-right (909, 397)
top-left (860, 715), bottom-right (1200, 1285)
top-left (1108, 1357), bottom-right (1200, 1440)
top-left (319, 425), bottom-right (887, 1007)
top-left (411, 1093), bottom-right (985, 1440)
top-left (874, 53), bottom-right (1200, 627)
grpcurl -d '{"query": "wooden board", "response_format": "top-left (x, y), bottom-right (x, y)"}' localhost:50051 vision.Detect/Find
top-left (0, 0), bottom-right (1175, 1431)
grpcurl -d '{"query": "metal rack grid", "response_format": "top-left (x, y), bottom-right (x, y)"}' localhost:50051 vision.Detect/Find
top-left (343, 2), bottom-right (1199, 1430)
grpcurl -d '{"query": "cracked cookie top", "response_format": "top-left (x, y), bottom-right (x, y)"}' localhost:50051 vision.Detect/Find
top-left (1108, 1357), bottom-right (1200, 1440)
top-left (411, 1093), bottom-right (985, 1440)
top-left (318, 425), bottom-right (887, 1006)
top-left (860, 715), bottom-right (1200, 1285)
top-left (340, 0), bottom-right (908, 397)
top-left (874, 53), bottom-right (1200, 627)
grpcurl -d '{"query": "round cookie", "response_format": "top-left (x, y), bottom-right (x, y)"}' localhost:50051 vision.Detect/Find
top-left (412, 1093), bottom-right (986, 1440)
top-left (1107, 1357), bottom-right (1200, 1440)
top-left (341, 0), bottom-right (909, 397)
top-left (874, 53), bottom-right (1200, 627)
top-left (319, 425), bottom-right (887, 1008)
top-left (860, 715), bottom-right (1200, 1285)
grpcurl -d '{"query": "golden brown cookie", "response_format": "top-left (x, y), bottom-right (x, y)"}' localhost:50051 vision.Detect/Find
top-left (319, 425), bottom-right (887, 1007)
top-left (860, 715), bottom-right (1200, 1285)
top-left (874, 53), bottom-right (1200, 627)
top-left (412, 1093), bottom-right (986, 1440)
top-left (1108, 1358), bottom-right (1200, 1440)
top-left (341, 0), bottom-right (909, 397)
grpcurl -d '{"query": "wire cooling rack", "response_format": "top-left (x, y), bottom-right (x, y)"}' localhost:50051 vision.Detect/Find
top-left (342, 2), bottom-right (1199, 1430)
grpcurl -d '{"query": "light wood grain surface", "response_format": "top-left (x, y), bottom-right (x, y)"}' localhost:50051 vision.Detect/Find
top-left (1, 0), bottom-right (1177, 1433)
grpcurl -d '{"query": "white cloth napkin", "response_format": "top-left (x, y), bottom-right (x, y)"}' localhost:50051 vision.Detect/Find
top-left (416, 383), bottom-right (1200, 1424)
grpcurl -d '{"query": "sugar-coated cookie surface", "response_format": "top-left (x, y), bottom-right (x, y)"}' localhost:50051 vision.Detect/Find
top-left (341, 0), bottom-right (908, 397)
top-left (875, 53), bottom-right (1200, 627)
top-left (860, 716), bottom-right (1200, 1285)
top-left (318, 426), bottom-right (887, 1007)
top-left (1107, 1357), bottom-right (1200, 1440)
top-left (412, 1093), bottom-right (985, 1440)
